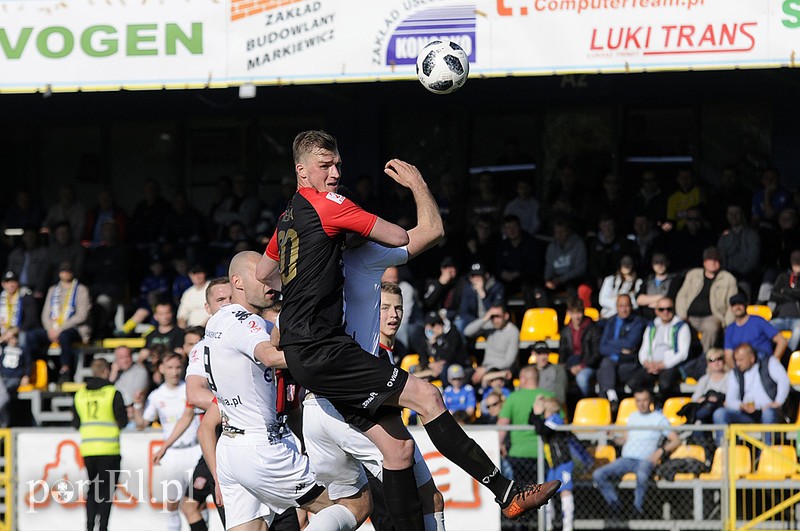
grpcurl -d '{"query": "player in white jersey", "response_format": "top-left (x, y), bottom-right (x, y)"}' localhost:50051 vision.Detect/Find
top-left (206, 251), bottom-right (364, 531)
top-left (134, 352), bottom-right (203, 531)
top-left (302, 178), bottom-right (447, 531)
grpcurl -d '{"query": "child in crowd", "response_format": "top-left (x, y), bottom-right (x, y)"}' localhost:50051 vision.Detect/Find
top-left (529, 395), bottom-right (578, 531)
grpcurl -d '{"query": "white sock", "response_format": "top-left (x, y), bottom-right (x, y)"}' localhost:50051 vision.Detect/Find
top-left (434, 511), bottom-right (446, 531)
top-left (607, 389), bottom-right (619, 402)
top-left (562, 493), bottom-right (575, 531)
top-left (424, 512), bottom-right (446, 531)
top-left (304, 504), bottom-right (358, 531)
top-left (166, 509), bottom-right (181, 531)
top-left (545, 499), bottom-right (554, 529)
top-left (201, 508), bottom-right (209, 524)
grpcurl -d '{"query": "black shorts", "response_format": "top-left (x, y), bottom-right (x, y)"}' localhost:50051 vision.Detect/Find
top-left (285, 334), bottom-right (408, 430)
top-left (186, 455), bottom-right (215, 503)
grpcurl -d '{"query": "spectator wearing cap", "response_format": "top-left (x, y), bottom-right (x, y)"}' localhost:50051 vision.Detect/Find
top-left (632, 297), bottom-right (691, 406)
top-left (598, 254), bottom-right (643, 319)
top-left (421, 256), bottom-right (463, 323)
top-left (40, 262), bottom-right (92, 383)
top-left (464, 304), bottom-right (520, 387)
top-left (723, 292), bottom-right (787, 366)
top-left (442, 364), bottom-right (476, 418)
top-left (411, 311), bottom-right (468, 386)
top-left (542, 215), bottom-right (590, 308)
top-left (675, 246), bottom-right (738, 353)
top-left (560, 298), bottom-right (601, 397)
top-left (531, 342), bottom-right (568, 405)
top-left (176, 264), bottom-right (210, 329)
top-left (454, 261), bottom-right (505, 336)
top-left (769, 247), bottom-right (800, 351)
top-left (0, 270), bottom-right (46, 373)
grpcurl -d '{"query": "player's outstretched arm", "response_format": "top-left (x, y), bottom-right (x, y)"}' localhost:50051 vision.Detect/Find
top-left (186, 374), bottom-right (215, 411)
top-left (385, 159), bottom-right (445, 258)
top-left (152, 405), bottom-right (196, 465)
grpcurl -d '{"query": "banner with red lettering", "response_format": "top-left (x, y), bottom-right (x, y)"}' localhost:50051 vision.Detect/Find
top-left (0, 0), bottom-right (797, 92)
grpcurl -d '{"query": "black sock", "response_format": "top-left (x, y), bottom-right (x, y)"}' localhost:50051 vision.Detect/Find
top-left (217, 505), bottom-right (226, 528)
top-left (383, 466), bottom-right (424, 531)
top-left (189, 520), bottom-right (207, 531)
top-left (424, 410), bottom-right (514, 504)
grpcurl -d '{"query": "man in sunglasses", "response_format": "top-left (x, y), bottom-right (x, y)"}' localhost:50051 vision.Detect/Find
top-left (632, 297), bottom-right (691, 407)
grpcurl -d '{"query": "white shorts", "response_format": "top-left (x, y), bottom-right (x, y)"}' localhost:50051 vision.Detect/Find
top-left (216, 432), bottom-right (318, 529)
top-left (151, 444), bottom-right (203, 504)
top-left (303, 395), bottom-right (432, 500)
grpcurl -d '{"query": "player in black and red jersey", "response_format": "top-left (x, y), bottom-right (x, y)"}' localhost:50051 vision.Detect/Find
top-left (257, 130), bottom-right (559, 530)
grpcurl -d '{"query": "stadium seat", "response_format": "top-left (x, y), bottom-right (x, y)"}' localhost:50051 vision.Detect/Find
top-left (668, 444), bottom-right (707, 480)
top-left (700, 446), bottom-right (752, 480)
top-left (519, 308), bottom-right (560, 343)
top-left (399, 354), bottom-right (423, 374)
top-left (576, 444), bottom-right (616, 479)
top-left (17, 359), bottom-right (48, 392)
top-left (563, 307), bottom-right (600, 325)
top-left (787, 351), bottom-right (800, 386)
top-left (614, 397), bottom-right (638, 425)
top-left (746, 304), bottom-right (772, 321)
top-left (744, 445), bottom-right (798, 480)
top-left (572, 397), bottom-right (612, 426)
top-left (663, 396), bottom-right (692, 426)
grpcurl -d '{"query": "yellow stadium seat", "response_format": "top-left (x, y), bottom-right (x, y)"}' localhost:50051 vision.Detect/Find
top-left (746, 304), bottom-right (772, 321)
top-left (700, 446), bottom-right (752, 480)
top-left (593, 444), bottom-right (616, 466)
top-left (572, 397), bottom-right (612, 426)
top-left (663, 396), bottom-right (692, 426)
top-left (668, 444), bottom-right (707, 480)
top-left (563, 307), bottom-right (600, 325)
top-left (17, 359), bottom-right (48, 392)
top-left (400, 354), bottom-right (422, 373)
top-left (781, 330), bottom-right (792, 340)
top-left (787, 351), bottom-right (800, 386)
top-left (744, 445), bottom-right (798, 480)
top-left (519, 308), bottom-right (560, 343)
top-left (60, 382), bottom-right (86, 393)
top-left (615, 397), bottom-right (637, 425)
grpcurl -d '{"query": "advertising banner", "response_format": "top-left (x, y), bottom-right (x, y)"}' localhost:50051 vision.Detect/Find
top-left (14, 427), bottom-right (501, 530)
top-left (1, 0), bottom-right (797, 92)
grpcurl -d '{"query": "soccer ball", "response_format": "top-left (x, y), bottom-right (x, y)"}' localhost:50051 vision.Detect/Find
top-left (416, 40), bottom-right (469, 95)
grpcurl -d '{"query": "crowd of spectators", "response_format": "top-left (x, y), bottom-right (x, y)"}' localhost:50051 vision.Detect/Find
top-left (0, 164), bottom-right (798, 433)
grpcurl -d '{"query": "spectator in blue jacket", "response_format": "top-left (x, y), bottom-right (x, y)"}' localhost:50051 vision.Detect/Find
top-left (596, 294), bottom-right (647, 411)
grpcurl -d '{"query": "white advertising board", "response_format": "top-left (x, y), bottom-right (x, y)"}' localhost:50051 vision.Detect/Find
top-left (0, 0), bottom-right (798, 92)
top-left (14, 427), bottom-right (501, 530)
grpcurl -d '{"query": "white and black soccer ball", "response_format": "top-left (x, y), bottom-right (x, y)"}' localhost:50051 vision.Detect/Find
top-left (416, 40), bottom-right (469, 95)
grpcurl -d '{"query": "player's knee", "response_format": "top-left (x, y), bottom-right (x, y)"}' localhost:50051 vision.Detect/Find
top-left (382, 437), bottom-right (416, 469)
top-left (341, 485), bottom-right (373, 525)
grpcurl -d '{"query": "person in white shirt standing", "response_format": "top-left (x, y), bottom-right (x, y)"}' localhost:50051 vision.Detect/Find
top-left (177, 265), bottom-right (212, 328)
top-left (133, 352), bottom-right (202, 531)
